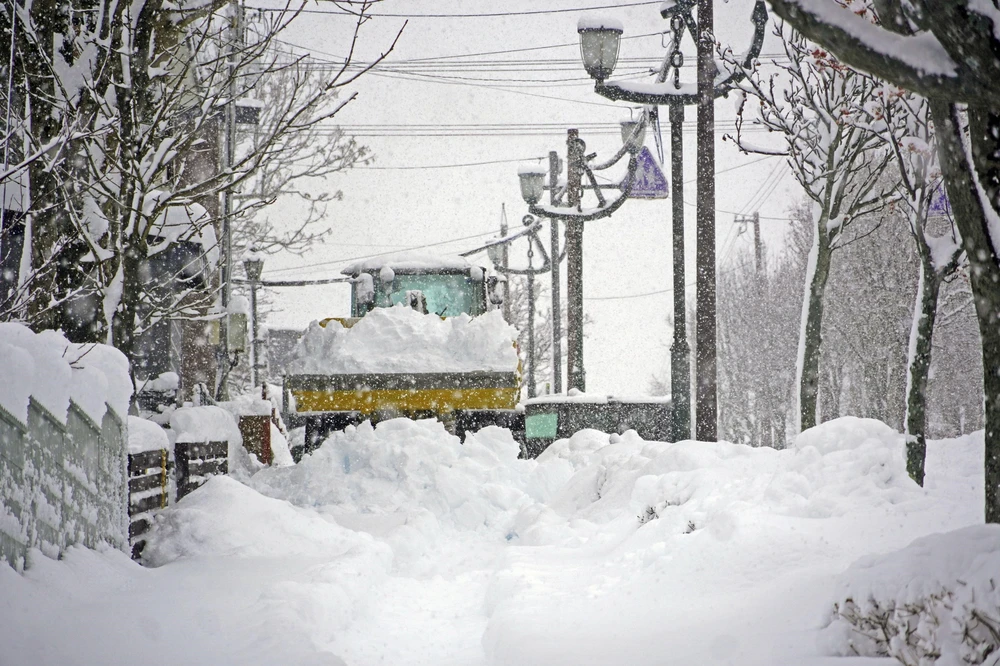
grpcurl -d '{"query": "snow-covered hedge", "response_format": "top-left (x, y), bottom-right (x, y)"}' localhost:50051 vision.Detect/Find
top-left (820, 525), bottom-right (1000, 666)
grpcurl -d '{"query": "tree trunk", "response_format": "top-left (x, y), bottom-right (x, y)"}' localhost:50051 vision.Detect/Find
top-left (904, 254), bottom-right (940, 486)
top-left (111, 247), bottom-right (143, 385)
top-left (931, 101), bottom-right (1000, 522)
top-left (22, 0), bottom-right (68, 330)
top-left (797, 221), bottom-right (833, 431)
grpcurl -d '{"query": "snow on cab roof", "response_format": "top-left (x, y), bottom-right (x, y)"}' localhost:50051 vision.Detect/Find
top-left (341, 251), bottom-right (477, 276)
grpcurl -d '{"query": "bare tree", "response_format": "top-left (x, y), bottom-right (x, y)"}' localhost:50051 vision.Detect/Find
top-left (230, 31), bottom-right (374, 259)
top-left (854, 88), bottom-right (965, 484)
top-left (4, 0), bottom-right (400, 387)
top-left (765, 0), bottom-right (1000, 523)
top-left (725, 24), bottom-right (893, 432)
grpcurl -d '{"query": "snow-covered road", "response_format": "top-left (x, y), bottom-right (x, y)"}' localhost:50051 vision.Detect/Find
top-left (1, 417), bottom-right (985, 666)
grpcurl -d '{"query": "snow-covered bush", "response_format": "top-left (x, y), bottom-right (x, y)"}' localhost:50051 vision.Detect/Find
top-left (820, 525), bottom-right (1000, 666)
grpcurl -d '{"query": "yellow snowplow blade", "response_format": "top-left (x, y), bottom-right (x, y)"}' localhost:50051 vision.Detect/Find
top-left (287, 371), bottom-right (520, 416)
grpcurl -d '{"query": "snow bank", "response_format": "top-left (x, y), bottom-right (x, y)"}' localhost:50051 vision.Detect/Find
top-left (169, 405), bottom-right (242, 444)
top-left (286, 305), bottom-right (519, 374)
top-left (0, 322), bottom-right (132, 425)
top-left (2, 417), bottom-right (984, 666)
top-left (142, 476), bottom-right (390, 566)
top-left (127, 416), bottom-right (170, 455)
top-left (512, 416), bottom-right (915, 548)
top-left (249, 419), bottom-right (539, 535)
top-left (819, 525), bottom-right (1000, 664)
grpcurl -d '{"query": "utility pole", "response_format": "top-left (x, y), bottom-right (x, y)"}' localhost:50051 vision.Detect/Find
top-left (215, 0), bottom-right (244, 400)
top-left (695, 0), bottom-right (717, 441)
top-left (500, 204), bottom-right (510, 323)
top-left (565, 129), bottom-right (586, 392)
top-left (549, 150), bottom-right (563, 395)
top-left (752, 211), bottom-right (761, 276)
top-left (669, 103), bottom-right (691, 441)
top-left (526, 242), bottom-right (536, 398)
top-left (735, 212), bottom-right (762, 276)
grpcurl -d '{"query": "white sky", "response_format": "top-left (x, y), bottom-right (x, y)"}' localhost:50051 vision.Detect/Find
top-left (257, 0), bottom-right (799, 395)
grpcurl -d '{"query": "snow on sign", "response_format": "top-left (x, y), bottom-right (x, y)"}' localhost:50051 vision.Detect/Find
top-left (622, 146), bottom-right (668, 199)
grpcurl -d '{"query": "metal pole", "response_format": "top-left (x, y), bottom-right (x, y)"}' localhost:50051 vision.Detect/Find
top-left (548, 151), bottom-right (562, 394)
top-left (565, 129), bottom-right (586, 392)
top-left (217, 1), bottom-right (240, 400)
top-left (695, 0), bottom-right (717, 441)
top-left (249, 280), bottom-right (258, 387)
top-left (669, 103), bottom-right (691, 440)
top-left (526, 248), bottom-right (536, 399)
top-left (500, 205), bottom-right (510, 323)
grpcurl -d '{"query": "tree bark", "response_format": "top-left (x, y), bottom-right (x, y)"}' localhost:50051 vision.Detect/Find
top-left (797, 223), bottom-right (833, 431)
top-left (904, 254), bottom-right (940, 486)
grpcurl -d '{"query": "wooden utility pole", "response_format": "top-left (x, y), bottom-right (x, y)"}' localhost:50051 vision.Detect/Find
top-left (695, 0), bottom-right (717, 441)
top-left (735, 212), bottom-right (762, 276)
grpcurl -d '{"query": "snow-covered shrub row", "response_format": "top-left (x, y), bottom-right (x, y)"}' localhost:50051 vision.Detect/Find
top-left (0, 322), bottom-right (132, 425)
top-left (286, 305), bottom-right (520, 374)
top-left (819, 525), bottom-right (1000, 666)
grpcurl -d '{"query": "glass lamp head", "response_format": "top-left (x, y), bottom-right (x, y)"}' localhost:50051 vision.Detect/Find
top-left (577, 17), bottom-right (623, 82)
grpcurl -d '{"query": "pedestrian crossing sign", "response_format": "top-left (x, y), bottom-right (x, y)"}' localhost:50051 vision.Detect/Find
top-left (623, 147), bottom-right (669, 199)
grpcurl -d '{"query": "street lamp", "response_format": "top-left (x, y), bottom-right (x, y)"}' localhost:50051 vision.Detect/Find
top-left (577, 17), bottom-right (623, 83)
top-left (243, 249), bottom-right (264, 389)
top-left (516, 112), bottom-right (647, 393)
top-left (577, 3), bottom-right (768, 442)
top-left (518, 165), bottom-right (546, 206)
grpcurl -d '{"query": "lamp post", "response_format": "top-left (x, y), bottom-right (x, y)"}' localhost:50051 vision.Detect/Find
top-left (577, 2), bottom-right (767, 441)
top-left (490, 214), bottom-right (553, 399)
top-left (517, 114), bottom-right (645, 393)
top-left (243, 250), bottom-right (264, 389)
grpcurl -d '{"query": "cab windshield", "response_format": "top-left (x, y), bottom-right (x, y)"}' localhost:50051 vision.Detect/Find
top-left (377, 273), bottom-right (485, 316)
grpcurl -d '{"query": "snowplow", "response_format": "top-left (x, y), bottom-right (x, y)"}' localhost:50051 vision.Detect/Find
top-left (283, 253), bottom-right (523, 459)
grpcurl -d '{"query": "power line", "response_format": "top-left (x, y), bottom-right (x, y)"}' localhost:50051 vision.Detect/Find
top-left (313, 120), bottom-right (768, 138)
top-left (584, 264), bottom-right (747, 301)
top-left (265, 229), bottom-right (502, 275)
top-left (361, 68), bottom-right (628, 109)
top-left (269, 32), bottom-right (667, 67)
top-left (355, 156), bottom-right (545, 170)
top-left (249, 1), bottom-right (664, 18)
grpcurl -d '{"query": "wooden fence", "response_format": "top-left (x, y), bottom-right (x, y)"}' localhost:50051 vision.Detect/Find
top-left (127, 448), bottom-right (173, 559)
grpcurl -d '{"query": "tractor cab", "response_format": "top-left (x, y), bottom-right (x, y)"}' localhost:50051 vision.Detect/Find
top-left (341, 252), bottom-right (504, 318)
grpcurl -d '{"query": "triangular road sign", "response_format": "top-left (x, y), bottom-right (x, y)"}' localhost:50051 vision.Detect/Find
top-left (622, 147), bottom-right (669, 199)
